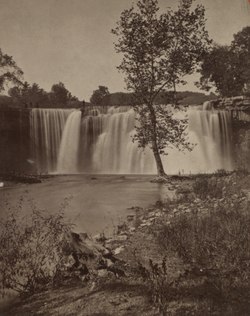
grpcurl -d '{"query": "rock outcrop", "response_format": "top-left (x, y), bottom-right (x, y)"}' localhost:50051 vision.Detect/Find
top-left (208, 95), bottom-right (250, 111)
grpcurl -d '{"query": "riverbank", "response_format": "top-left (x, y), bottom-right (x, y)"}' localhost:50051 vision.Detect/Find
top-left (2, 172), bottom-right (250, 316)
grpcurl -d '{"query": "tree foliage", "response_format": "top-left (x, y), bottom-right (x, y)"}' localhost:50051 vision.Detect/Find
top-left (50, 82), bottom-right (77, 107)
top-left (8, 81), bottom-right (79, 108)
top-left (90, 85), bottom-right (110, 105)
top-left (112, 0), bottom-right (211, 175)
top-left (9, 82), bottom-right (49, 108)
top-left (198, 27), bottom-right (250, 97)
top-left (198, 45), bottom-right (244, 97)
top-left (0, 48), bottom-right (23, 92)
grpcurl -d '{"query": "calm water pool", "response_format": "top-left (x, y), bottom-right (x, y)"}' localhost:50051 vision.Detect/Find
top-left (0, 175), bottom-right (171, 235)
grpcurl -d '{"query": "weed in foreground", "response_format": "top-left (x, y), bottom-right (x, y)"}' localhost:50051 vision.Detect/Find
top-left (0, 197), bottom-right (73, 297)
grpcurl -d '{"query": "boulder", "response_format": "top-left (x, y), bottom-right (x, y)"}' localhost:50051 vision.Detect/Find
top-left (65, 232), bottom-right (124, 279)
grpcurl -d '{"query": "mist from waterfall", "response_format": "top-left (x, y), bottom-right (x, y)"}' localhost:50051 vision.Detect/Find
top-left (30, 106), bottom-right (234, 175)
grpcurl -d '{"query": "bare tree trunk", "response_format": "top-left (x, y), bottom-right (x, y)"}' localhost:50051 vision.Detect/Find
top-left (147, 102), bottom-right (167, 177)
top-left (152, 139), bottom-right (166, 176)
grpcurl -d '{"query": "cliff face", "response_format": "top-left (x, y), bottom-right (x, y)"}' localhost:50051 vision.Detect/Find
top-left (0, 108), bottom-right (31, 174)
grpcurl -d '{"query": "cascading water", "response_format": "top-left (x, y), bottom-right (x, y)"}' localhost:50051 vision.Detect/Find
top-left (57, 110), bottom-right (82, 174)
top-left (30, 106), bottom-right (234, 174)
top-left (185, 108), bottom-right (233, 173)
top-left (30, 108), bottom-right (73, 172)
top-left (91, 108), bottom-right (155, 174)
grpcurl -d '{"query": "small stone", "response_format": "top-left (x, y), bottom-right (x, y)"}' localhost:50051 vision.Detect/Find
top-left (105, 238), bottom-right (115, 244)
top-left (140, 222), bottom-right (151, 227)
top-left (98, 269), bottom-right (108, 277)
top-left (114, 246), bottom-right (125, 255)
top-left (149, 217), bottom-right (156, 222)
top-left (116, 234), bottom-right (128, 241)
top-left (106, 258), bottom-right (114, 267)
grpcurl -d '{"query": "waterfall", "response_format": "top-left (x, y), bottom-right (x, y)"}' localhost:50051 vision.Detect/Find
top-left (30, 108), bottom-right (73, 172)
top-left (56, 111), bottom-right (82, 174)
top-left (91, 108), bottom-right (154, 174)
top-left (31, 106), bottom-right (234, 175)
top-left (185, 109), bottom-right (233, 173)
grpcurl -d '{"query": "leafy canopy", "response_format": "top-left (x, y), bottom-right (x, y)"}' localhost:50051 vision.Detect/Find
top-left (198, 27), bottom-right (250, 97)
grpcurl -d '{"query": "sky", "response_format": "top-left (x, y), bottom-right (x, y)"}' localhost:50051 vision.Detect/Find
top-left (0, 0), bottom-right (249, 101)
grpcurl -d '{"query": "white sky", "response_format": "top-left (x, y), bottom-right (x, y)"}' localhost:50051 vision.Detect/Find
top-left (0, 0), bottom-right (249, 101)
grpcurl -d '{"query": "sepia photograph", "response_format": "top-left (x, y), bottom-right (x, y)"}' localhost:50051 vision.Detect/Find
top-left (0, 0), bottom-right (250, 315)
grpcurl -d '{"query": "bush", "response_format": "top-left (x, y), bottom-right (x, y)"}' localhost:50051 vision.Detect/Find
top-left (136, 257), bottom-right (177, 316)
top-left (0, 198), bottom-right (73, 296)
top-left (191, 174), bottom-right (242, 200)
top-left (192, 177), bottom-right (224, 199)
top-left (159, 197), bottom-right (250, 297)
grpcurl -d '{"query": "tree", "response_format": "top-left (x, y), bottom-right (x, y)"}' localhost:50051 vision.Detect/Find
top-left (50, 82), bottom-right (78, 107)
top-left (198, 45), bottom-right (243, 97)
top-left (90, 86), bottom-right (110, 105)
top-left (9, 82), bottom-right (49, 108)
top-left (231, 27), bottom-right (250, 94)
top-left (50, 82), bottom-right (70, 107)
top-left (9, 81), bottom-right (78, 108)
top-left (112, 0), bottom-right (211, 176)
top-left (0, 49), bottom-right (23, 92)
top-left (198, 27), bottom-right (250, 97)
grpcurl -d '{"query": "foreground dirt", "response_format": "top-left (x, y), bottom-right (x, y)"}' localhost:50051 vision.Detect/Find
top-left (2, 173), bottom-right (250, 316)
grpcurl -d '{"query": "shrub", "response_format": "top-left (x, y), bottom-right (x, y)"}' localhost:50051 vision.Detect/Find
top-left (192, 177), bottom-right (224, 199)
top-left (0, 198), bottom-right (73, 296)
top-left (136, 257), bottom-right (177, 316)
top-left (159, 200), bottom-right (250, 297)
top-left (191, 174), bottom-right (242, 200)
